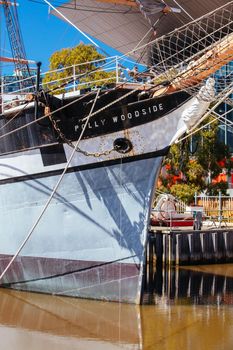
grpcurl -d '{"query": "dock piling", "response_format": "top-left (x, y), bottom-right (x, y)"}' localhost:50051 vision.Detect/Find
top-left (149, 228), bottom-right (233, 266)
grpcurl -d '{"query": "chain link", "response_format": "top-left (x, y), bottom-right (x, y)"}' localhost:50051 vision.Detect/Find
top-left (76, 147), bottom-right (115, 158)
top-left (46, 87), bottom-right (139, 157)
top-left (47, 107), bottom-right (116, 158)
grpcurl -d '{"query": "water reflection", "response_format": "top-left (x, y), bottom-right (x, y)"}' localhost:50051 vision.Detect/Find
top-left (0, 289), bottom-right (141, 350)
top-left (2, 265), bottom-right (233, 350)
top-left (149, 264), bottom-right (233, 306)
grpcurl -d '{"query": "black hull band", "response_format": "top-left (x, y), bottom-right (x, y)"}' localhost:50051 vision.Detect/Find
top-left (0, 146), bottom-right (170, 185)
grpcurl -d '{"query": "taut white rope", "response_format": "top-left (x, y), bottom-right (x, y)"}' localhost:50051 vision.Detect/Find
top-left (0, 89), bottom-right (101, 282)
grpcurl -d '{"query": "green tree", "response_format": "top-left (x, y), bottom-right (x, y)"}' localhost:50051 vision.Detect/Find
top-left (158, 115), bottom-right (233, 203)
top-left (43, 43), bottom-right (115, 94)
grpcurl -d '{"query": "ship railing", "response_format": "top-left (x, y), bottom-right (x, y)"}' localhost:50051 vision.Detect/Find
top-left (1, 55), bottom-right (149, 112)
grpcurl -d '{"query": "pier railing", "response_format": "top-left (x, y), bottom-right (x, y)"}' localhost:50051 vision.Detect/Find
top-left (152, 191), bottom-right (233, 228)
top-left (195, 192), bottom-right (233, 222)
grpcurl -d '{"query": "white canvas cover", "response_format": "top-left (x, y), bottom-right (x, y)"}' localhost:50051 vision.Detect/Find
top-left (52, 0), bottom-right (230, 62)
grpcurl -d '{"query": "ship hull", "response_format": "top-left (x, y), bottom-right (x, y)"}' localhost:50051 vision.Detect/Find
top-left (0, 156), bottom-right (162, 303)
top-left (0, 89), bottom-right (207, 303)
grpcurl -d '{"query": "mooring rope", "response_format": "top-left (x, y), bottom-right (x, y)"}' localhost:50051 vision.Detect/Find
top-left (0, 89), bottom-right (101, 282)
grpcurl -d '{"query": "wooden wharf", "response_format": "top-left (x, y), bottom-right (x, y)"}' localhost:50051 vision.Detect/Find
top-left (147, 228), bottom-right (233, 267)
top-left (142, 227), bottom-right (233, 302)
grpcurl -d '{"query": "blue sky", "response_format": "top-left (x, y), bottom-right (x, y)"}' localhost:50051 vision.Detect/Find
top-left (1, 0), bottom-right (116, 73)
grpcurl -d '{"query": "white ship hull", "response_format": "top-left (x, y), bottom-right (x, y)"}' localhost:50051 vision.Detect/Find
top-left (0, 89), bottom-right (211, 303)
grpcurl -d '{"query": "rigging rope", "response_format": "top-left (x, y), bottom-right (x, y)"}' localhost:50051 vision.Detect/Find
top-left (171, 0), bottom-right (194, 21)
top-left (0, 86), bottom-right (139, 142)
top-left (0, 88), bottom-right (101, 283)
top-left (1, 3), bottom-right (233, 155)
top-left (0, 91), bottom-right (93, 140)
top-left (175, 85), bottom-right (233, 144)
top-left (42, 0), bottom-right (100, 49)
top-left (0, 102), bottom-right (30, 131)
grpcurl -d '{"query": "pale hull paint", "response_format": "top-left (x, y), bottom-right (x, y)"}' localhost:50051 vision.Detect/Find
top-left (0, 157), bottom-right (162, 303)
top-left (0, 93), bottom-right (203, 303)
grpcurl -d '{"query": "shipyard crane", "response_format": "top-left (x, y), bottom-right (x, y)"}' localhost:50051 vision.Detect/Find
top-left (1, 0), bottom-right (33, 91)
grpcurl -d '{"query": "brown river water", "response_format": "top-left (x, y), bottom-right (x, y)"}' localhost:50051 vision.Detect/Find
top-left (1, 264), bottom-right (233, 350)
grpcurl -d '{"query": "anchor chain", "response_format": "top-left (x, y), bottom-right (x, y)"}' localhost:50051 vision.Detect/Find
top-left (46, 106), bottom-right (115, 158)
